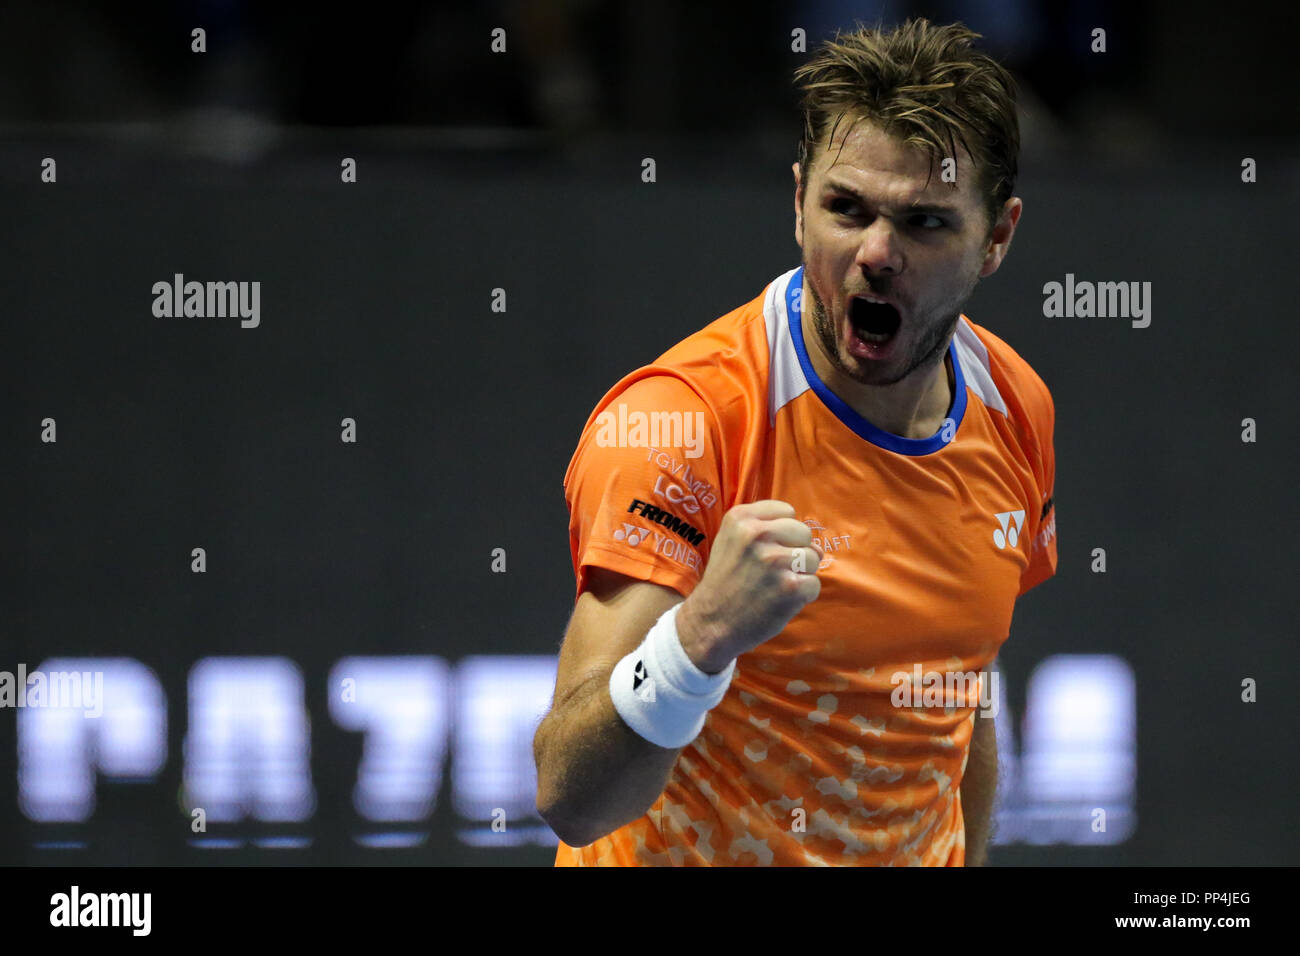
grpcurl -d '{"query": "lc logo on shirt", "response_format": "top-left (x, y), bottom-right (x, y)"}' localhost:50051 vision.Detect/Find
top-left (653, 474), bottom-right (704, 515)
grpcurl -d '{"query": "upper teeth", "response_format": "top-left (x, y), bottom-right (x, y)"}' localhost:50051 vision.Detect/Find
top-left (859, 295), bottom-right (888, 304)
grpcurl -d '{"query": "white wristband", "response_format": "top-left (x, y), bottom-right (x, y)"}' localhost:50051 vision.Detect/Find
top-left (609, 603), bottom-right (736, 749)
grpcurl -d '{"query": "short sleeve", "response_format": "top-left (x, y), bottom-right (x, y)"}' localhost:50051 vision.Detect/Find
top-left (1018, 380), bottom-right (1057, 596)
top-left (564, 375), bottom-right (727, 601)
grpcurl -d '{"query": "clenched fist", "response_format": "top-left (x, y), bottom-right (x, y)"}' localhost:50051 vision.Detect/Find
top-left (676, 500), bottom-right (823, 674)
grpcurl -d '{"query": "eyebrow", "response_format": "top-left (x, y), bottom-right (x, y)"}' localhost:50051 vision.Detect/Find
top-left (822, 179), bottom-right (962, 217)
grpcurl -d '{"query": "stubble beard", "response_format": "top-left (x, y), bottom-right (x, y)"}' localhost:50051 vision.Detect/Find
top-left (804, 266), bottom-right (962, 387)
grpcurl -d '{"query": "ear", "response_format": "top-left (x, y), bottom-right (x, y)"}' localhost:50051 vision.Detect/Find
top-left (793, 162), bottom-right (805, 249)
top-left (978, 197), bottom-right (1022, 278)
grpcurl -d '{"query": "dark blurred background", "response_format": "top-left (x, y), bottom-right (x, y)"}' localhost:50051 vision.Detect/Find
top-left (2, 0), bottom-right (1297, 866)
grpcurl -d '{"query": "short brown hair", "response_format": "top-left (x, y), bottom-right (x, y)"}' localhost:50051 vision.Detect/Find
top-left (794, 18), bottom-right (1020, 231)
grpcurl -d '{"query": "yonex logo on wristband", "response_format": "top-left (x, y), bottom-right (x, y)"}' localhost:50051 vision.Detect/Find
top-left (609, 605), bottom-right (733, 749)
top-left (632, 660), bottom-right (656, 702)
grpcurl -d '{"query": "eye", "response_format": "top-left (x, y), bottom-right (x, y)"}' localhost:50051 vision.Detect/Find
top-left (830, 198), bottom-right (862, 217)
top-left (910, 213), bottom-right (945, 229)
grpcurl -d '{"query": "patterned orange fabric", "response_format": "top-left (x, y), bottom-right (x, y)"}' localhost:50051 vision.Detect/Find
top-left (556, 266), bottom-right (1057, 865)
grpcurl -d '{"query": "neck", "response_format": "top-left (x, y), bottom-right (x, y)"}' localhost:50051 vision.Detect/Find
top-left (801, 290), bottom-right (954, 440)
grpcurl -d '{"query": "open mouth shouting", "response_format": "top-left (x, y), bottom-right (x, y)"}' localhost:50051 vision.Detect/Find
top-left (846, 293), bottom-right (902, 359)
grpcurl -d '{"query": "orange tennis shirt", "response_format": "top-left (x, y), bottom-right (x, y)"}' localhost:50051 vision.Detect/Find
top-left (555, 266), bottom-right (1057, 865)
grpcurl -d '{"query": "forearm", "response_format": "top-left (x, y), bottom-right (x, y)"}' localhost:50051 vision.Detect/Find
top-left (534, 674), bottom-right (683, 847)
top-left (961, 709), bottom-right (998, 866)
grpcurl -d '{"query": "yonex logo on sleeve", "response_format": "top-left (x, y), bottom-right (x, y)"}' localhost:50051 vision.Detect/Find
top-left (613, 523), bottom-right (651, 547)
top-left (992, 510), bottom-right (1026, 549)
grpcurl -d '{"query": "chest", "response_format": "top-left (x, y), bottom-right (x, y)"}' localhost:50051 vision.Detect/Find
top-left (737, 412), bottom-right (1034, 673)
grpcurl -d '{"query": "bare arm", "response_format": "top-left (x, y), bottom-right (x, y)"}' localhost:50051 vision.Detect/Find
top-left (961, 706), bottom-right (998, 866)
top-left (533, 567), bottom-right (694, 847)
top-left (535, 501), bottom-right (822, 848)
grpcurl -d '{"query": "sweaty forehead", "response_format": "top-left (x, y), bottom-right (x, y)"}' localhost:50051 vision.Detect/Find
top-left (811, 117), bottom-right (980, 207)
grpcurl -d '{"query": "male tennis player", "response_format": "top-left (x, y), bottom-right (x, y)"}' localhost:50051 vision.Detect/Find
top-left (534, 18), bottom-right (1056, 865)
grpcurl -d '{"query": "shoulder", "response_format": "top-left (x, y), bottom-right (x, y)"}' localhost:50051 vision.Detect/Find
top-left (955, 316), bottom-right (1055, 445)
top-left (573, 277), bottom-right (777, 455)
top-left (652, 281), bottom-right (774, 416)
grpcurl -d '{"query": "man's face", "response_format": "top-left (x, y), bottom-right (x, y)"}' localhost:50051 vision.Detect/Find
top-left (794, 116), bottom-right (1020, 387)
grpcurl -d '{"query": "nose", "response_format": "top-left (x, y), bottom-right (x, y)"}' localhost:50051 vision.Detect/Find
top-left (856, 217), bottom-right (903, 276)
